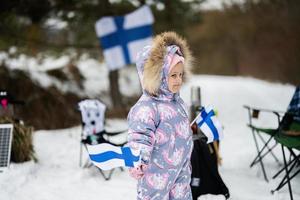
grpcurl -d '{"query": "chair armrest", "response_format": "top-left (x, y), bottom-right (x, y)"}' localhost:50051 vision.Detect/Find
top-left (243, 105), bottom-right (285, 115)
top-left (243, 105), bottom-right (286, 128)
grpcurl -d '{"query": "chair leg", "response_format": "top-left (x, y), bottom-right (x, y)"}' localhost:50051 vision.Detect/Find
top-left (257, 133), bottom-right (280, 164)
top-left (98, 168), bottom-right (115, 181)
top-left (289, 150), bottom-right (300, 166)
top-left (79, 143), bottom-right (83, 167)
top-left (250, 135), bottom-right (278, 167)
top-left (251, 131), bottom-right (269, 182)
top-left (272, 150), bottom-right (300, 193)
top-left (278, 168), bottom-right (300, 191)
top-left (280, 145), bottom-right (293, 200)
top-left (84, 161), bottom-right (93, 168)
top-left (107, 169), bottom-right (115, 180)
top-left (253, 143), bottom-right (278, 166)
top-left (272, 159), bottom-right (296, 191)
top-left (272, 154), bottom-right (298, 179)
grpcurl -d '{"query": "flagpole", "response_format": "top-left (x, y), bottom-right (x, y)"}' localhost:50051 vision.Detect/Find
top-left (190, 112), bottom-right (201, 127)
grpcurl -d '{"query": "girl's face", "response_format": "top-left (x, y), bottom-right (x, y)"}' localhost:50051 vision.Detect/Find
top-left (167, 62), bottom-right (184, 94)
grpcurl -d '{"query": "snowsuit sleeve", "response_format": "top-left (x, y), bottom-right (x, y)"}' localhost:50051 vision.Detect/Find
top-left (127, 101), bottom-right (158, 165)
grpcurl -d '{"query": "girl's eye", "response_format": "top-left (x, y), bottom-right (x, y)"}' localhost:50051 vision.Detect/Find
top-left (171, 74), bottom-right (176, 78)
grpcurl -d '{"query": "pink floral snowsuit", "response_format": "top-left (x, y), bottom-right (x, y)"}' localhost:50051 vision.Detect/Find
top-left (127, 45), bottom-right (193, 200)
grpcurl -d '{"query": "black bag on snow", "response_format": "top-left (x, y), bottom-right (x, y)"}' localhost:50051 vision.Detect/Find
top-left (191, 139), bottom-right (230, 200)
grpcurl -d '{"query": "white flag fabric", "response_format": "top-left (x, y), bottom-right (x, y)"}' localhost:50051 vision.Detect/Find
top-left (95, 5), bottom-right (154, 71)
top-left (195, 106), bottom-right (224, 144)
top-left (86, 143), bottom-right (140, 170)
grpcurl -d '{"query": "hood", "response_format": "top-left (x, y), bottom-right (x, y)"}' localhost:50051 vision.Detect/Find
top-left (136, 31), bottom-right (193, 101)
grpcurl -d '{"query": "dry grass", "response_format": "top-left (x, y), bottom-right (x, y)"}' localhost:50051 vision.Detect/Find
top-left (0, 117), bottom-right (36, 163)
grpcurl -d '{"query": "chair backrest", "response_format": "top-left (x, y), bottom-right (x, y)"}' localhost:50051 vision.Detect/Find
top-left (280, 86), bottom-right (300, 131)
top-left (78, 99), bottom-right (106, 138)
top-left (287, 86), bottom-right (300, 122)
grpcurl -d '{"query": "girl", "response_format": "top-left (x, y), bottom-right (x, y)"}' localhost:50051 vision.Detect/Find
top-left (127, 31), bottom-right (194, 200)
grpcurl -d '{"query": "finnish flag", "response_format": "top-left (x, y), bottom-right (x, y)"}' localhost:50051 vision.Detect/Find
top-left (193, 106), bottom-right (224, 144)
top-left (86, 143), bottom-right (140, 170)
top-left (95, 5), bottom-right (154, 71)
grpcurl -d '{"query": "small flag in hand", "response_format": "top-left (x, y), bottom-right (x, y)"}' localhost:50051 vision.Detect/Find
top-left (86, 143), bottom-right (140, 170)
top-left (194, 106), bottom-right (224, 143)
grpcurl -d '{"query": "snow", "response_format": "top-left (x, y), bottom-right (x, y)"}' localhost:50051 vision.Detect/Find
top-left (0, 52), bottom-right (141, 103)
top-left (200, 0), bottom-right (245, 10)
top-left (0, 56), bottom-right (299, 199)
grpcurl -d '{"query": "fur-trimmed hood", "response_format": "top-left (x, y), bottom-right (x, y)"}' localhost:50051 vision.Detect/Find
top-left (136, 31), bottom-right (193, 100)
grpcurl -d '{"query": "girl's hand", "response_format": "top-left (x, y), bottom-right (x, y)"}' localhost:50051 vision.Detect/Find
top-left (128, 164), bottom-right (148, 180)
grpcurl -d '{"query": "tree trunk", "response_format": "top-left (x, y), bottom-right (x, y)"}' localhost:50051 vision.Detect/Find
top-left (139, 0), bottom-right (146, 5)
top-left (165, 0), bottom-right (173, 23)
top-left (96, 0), bottom-right (123, 108)
top-left (109, 70), bottom-right (123, 108)
top-left (26, 23), bottom-right (41, 56)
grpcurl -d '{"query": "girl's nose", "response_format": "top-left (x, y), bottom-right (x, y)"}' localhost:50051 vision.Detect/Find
top-left (176, 76), bottom-right (182, 83)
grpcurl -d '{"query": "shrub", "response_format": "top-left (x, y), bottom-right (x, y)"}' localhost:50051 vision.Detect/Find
top-left (0, 117), bottom-right (36, 163)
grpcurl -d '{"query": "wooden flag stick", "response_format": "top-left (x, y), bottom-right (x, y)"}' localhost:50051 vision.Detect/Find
top-left (190, 112), bottom-right (202, 127)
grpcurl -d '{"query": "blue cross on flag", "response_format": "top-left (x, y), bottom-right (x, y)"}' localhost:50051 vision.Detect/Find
top-left (86, 143), bottom-right (140, 170)
top-left (194, 106), bottom-right (224, 144)
top-left (95, 5), bottom-right (154, 71)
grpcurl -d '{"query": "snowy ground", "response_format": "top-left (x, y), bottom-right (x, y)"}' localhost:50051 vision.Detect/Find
top-left (1, 75), bottom-right (299, 200)
top-left (0, 53), bottom-right (299, 200)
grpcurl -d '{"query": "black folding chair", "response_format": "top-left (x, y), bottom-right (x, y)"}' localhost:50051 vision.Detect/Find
top-left (270, 112), bottom-right (300, 200)
top-left (245, 86), bottom-right (300, 199)
top-left (244, 105), bottom-right (283, 182)
top-left (244, 86), bottom-right (300, 182)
